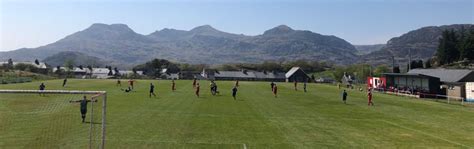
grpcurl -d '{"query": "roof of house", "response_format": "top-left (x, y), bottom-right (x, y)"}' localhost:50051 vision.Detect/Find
top-left (92, 68), bottom-right (111, 74)
top-left (408, 69), bottom-right (473, 82)
top-left (73, 68), bottom-right (87, 73)
top-left (254, 71), bottom-right (286, 79)
top-left (214, 71), bottom-right (256, 78)
top-left (207, 70), bottom-right (286, 79)
top-left (119, 70), bottom-right (143, 75)
top-left (285, 67), bottom-right (307, 78)
top-left (382, 73), bottom-right (439, 79)
top-left (53, 67), bottom-right (86, 73)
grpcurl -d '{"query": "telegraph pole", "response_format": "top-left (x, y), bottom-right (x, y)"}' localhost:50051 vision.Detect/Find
top-left (408, 48), bottom-right (412, 71)
top-left (392, 56), bottom-right (395, 73)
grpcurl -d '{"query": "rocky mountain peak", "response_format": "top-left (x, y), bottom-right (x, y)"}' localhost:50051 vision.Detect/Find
top-left (263, 25), bottom-right (294, 35)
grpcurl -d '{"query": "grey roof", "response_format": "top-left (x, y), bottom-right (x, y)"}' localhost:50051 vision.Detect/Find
top-left (382, 73), bottom-right (439, 78)
top-left (213, 71), bottom-right (285, 79)
top-left (215, 71), bottom-right (256, 78)
top-left (408, 69), bottom-right (473, 82)
top-left (254, 72), bottom-right (286, 79)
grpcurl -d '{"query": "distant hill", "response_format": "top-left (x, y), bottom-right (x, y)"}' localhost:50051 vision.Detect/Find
top-left (360, 24), bottom-right (474, 65)
top-left (354, 44), bottom-right (385, 55)
top-left (3, 23), bottom-right (472, 68)
top-left (0, 23), bottom-right (357, 68)
top-left (43, 51), bottom-right (108, 67)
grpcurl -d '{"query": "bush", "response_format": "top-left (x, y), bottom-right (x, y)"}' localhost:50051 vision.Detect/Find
top-left (0, 77), bottom-right (33, 84)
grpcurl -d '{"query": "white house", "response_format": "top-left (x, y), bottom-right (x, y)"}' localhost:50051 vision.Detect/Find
top-left (92, 68), bottom-right (112, 79)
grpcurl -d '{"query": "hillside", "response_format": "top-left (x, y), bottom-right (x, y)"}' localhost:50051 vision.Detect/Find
top-left (354, 44), bottom-right (385, 55)
top-left (0, 24), bottom-right (357, 68)
top-left (360, 24), bottom-right (474, 65)
top-left (42, 51), bottom-right (109, 67)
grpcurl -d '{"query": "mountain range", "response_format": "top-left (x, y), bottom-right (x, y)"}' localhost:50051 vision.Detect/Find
top-left (360, 24), bottom-right (473, 65)
top-left (0, 23), bottom-right (472, 68)
top-left (0, 24), bottom-right (357, 68)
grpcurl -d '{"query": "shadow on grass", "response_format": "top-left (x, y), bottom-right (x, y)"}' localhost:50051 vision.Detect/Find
top-left (84, 121), bottom-right (102, 125)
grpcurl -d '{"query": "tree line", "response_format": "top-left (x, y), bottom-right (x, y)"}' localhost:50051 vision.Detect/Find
top-left (436, 28), bottom-right (474, 65)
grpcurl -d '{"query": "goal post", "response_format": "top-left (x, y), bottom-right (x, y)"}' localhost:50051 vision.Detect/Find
top-left (0, 89), bottom-right (107, 149)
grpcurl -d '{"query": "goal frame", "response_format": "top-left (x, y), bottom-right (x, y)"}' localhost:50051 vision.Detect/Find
top-left (0, 89), bottom-right (107, 149)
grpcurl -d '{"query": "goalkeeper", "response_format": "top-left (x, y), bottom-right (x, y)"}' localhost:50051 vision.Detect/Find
top-left (70, 96), bottom-right (97, 123)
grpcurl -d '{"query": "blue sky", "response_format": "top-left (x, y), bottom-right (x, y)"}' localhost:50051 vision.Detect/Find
top-left (1, 0), bottom-right (472, 51)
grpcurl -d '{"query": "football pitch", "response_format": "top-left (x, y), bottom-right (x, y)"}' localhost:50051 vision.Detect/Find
top-left (1, 79), bottom-right (473, 148)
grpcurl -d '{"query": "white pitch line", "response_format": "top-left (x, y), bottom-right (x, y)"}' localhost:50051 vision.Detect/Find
top-left (380, 120), bottom-right (471, 148)
top-left (243, 143), bottom-right (247, 149)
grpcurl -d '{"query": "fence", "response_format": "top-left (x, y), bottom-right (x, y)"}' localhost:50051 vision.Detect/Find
top-left (373, 89), bottom-right (473, 106)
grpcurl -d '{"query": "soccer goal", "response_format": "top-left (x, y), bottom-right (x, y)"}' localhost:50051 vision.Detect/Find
top-left (0, 90), bottom-right (107, 149)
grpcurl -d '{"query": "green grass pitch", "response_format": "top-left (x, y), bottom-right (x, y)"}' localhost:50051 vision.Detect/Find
top-left (1, 79), bottom-right (473, 148)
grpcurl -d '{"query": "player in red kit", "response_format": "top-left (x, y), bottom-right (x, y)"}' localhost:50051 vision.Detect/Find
top-left (192, 78), bottom-right (197, 88)
top-left (368, 89), bottom-right (374, 106)
top-left (195, 83), bottom-right (200, 98)
top-left (171, 79), bottom-right (176, 91)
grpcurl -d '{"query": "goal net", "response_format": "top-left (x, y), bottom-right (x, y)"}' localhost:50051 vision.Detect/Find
top-left (0, 90), bottom-right (107, 149)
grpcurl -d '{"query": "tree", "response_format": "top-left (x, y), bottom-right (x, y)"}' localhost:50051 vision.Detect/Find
top-left (55, 66), bottom-right (63, 76)
top-left (459, 30), bottom-right (474, 61)
top-left (87, 65), bottom-right (93, 72)
top-left (409, 60), bottom-right (423, 70)
top-left (332, 67), bottom-right (346, 83)
top-left (437, 30), bottom-right (459, 65)
top-left (87, 65), bottom-right (93, 78)
top-left (5, 58), bottom-right (14, 71)
top-left (424, 59), bottom-right (432, 68)
top-left (64, 59), bottom-right (75, 71)
top-left (134, 59), bottom-right (179, 78)
top-left (7, 58), bottom-right (13, 66)
top-left (34, 59), bottom-right (40, 65)
top-left (15, 63), bottom-right (38, 73)
top-left (107, 66), bottom-right (113, 76)
top-left (114, 67), bottom-right (120, 76)
top-left (393, 66), bottom-right (400, 73)
top-left (132, 68), bottom-right (137, 74)
top-left (373, 65), bottom-right (390, 76)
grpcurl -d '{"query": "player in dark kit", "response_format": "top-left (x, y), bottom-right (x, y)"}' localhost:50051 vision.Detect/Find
top-left (303, 81), bottom-right (307, 93)
top-left (273, 84), bottom-right (278, 98)
top-left (117, 79), bottom-right (121, 86)
top-left (62, 78), bottom-right (68, 87)
top-left (70, 96), bottom-right (97, 123)
top-left (39, 83), bottom-right (46, 96)
top-left (195, 83), bottom-right (200, 97)
top-left (270, 82), bottom-right (275, 92)
top-left (294, 81), bottom-right (298, 91)
top-left (171, 80), bottom-right (176, 91)
top-left (149, 83), bottom-right (156, 98)
top-left (232, 86), bottom-right (238, 100)
top-left (210, 81), bottom-right (219, 95)
top-left (121, 86), bottom-right (132, 93)
top-left (342, 90), bottom-right (348, 104)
